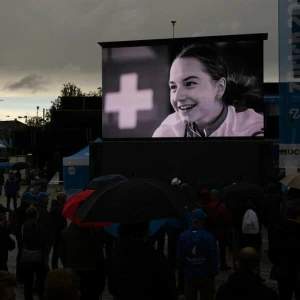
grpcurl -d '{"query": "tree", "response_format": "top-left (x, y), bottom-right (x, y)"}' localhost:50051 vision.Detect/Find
top-left (61, 82), bottom-right (83, 97)
top-left (50, 83), bottom-right (102, 111)
top-left (84, 86), bottom-right (102, 97)
top-left (26, 111), bottom-right (51, 127)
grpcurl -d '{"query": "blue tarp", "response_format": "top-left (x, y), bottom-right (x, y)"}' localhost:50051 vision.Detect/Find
top-left (0, 139), bottom-right (12, 148)
top-left (0, 162), bottom-right (13, 168)
top-left (63, 138), bottom-right (102, 191)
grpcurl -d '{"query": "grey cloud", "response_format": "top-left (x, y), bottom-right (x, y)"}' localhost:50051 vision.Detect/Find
top-left (4, 74), bottom-right (48, 93)
top-left (0, 0), bottom-right (278, 82)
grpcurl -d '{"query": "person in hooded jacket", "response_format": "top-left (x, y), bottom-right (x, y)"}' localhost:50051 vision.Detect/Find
top-left (262, 183), bottom-right (282, 246)
top-left (215, 247), bottom-right (278, 300)
top-left (177, 209), bottom-right (219, 300)
top-left (49, 192), bottom-right (67, 269)
top-left (268, 206), bottom-right (300, 300)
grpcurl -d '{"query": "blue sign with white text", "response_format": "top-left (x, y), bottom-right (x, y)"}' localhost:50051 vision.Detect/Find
top-left (279, 0), bottom-right (300, 170)
top-left (279, 0), bottom-right (300, 144)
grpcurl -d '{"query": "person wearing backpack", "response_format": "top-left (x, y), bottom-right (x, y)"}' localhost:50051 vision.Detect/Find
top-left (232, 197), bottom-right (262, 270)
top-left (206, 189), bottom-right (232, 271)
top-left (268, 206), bottom-right (300, 300)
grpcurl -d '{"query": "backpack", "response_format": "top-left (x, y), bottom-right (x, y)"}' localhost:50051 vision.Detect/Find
top-left (242, 209), bottom-right (259, 234)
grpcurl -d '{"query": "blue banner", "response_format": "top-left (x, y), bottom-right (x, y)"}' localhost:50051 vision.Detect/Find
top-left (279, 0), bottom-right (300, 169)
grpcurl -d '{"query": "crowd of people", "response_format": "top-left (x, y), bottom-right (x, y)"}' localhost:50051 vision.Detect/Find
top-left (0, 175), bottom-right (299, 300)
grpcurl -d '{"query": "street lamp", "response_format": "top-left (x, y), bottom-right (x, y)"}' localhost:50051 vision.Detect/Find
top-left (171, 21), bottom-right (177, 38)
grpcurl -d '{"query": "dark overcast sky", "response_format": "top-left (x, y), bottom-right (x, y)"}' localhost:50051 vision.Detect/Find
top-left (0, 0), bottom-right (278, 103)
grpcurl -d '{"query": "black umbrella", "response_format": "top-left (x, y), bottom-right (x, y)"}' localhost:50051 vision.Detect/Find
top-left (74, 178), bottom-right (188, 224)
top-left (11, 162), bottom-right (30, 171)
top-left (220, 182), bottom-right (264, 211)
top-left (86, 174), bottom-right (127, 190)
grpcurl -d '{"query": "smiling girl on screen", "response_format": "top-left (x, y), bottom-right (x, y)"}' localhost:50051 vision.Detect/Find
top-left (152, 44), bottom-right (264, 138)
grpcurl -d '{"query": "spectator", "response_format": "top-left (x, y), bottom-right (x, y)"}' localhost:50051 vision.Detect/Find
top-left (0, 172), bottom-right (4, 196)
top-left (59, 223), bottom-right (107, 300)
top-left (0, 271), bottom-right (17, 300)
top-left (108, 222), bottom-right (177, 300)
top-left (205, 189), bottom-right (232, 271)
top-left (177, 209), bottom-right (219, 300)
top-left (21, 206), bottom-right (47, 300)
top-left (165, 217), bottom-right (185, 295)
top-left (14, 192), bottom-right (36, 282)
top-left (215, 247), bottom-right (278, 300)
top-left (231, 196), bottom-right (262, 269)
top-left (4, 172), bottom-right (18, 211)
top-left (50, 192), bottom-right (67, 269)
top-left (196, 189), bottom-right (211, 210)
top-left (45, 268), bottom-right (80, 300)
top-left (282, 188), bottom-right (300, 219)
top-left (268, 206), bottom-right (300, 300)
top-left (0, 206), bottom-right (15, 271)
top-left (34, 192), bottom-right (52, 272)
top-left (262, 183), bottom-right (282, 246)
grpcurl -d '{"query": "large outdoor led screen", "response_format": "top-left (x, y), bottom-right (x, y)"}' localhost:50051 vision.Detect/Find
top-left (101, 34), bottom-right (267, 138)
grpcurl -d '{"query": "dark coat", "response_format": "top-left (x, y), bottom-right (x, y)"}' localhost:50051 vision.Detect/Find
top-left (50, 200), bottom-right (67, 239)
top-left (35, 203), bottom-right (52, 250)
top-left (22, 218), bottom-right (47, 252)
top-left (268, 219), bottom-right (300, 279)
top-left (215, 269), bottom-right (278, 300)
top-left (59, 223), bottom-right (105, 272)
top-left (4, 178), bottom-right (18, 196)
top-left (14, 203), bottom-right (31, 241)
top-left (0, 222), bottom-right (15, 270)
top-left (0, 174), bottom-right (4, 186)
top-left (262, 183), bottom-right (282, 227)
top-left (108, 240), bottom-right (177, 300)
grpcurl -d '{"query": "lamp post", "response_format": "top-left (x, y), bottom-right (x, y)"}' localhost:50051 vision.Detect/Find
top-left (171, 21), bottom-right (177, 38)
top-left (36, 106), bottom-right (39, 127)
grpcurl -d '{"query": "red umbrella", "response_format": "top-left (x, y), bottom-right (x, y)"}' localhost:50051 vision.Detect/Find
top-left (62, 189), bottom-right (112, 227)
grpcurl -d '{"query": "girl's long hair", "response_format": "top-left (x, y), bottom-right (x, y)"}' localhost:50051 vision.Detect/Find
top-left (224, 73), bottom-right (262, 107)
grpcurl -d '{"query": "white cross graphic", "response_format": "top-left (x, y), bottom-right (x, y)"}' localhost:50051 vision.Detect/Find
top-left (104, 73), bottom-right (154, 129)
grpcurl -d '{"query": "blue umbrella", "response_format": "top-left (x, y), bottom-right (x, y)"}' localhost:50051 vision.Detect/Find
top-left (104, 218), bottom-right (168, 238)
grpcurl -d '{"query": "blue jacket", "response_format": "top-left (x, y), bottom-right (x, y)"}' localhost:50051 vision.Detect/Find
top-left (177, 227), bottom-right (219, 278)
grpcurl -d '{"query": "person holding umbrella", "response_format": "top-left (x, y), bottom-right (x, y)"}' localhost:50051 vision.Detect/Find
top-left (107, 221), bottom-right (178, 300)
top-left (59, 222), bottom-right (108, 300)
